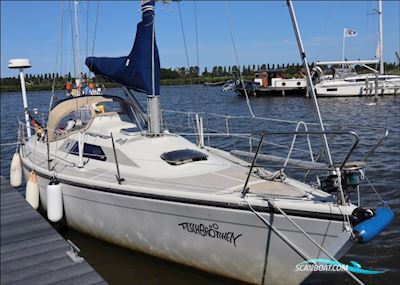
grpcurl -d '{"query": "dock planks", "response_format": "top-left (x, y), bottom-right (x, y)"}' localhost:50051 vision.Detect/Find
top-left (0, 177), bottom-right (107, 285)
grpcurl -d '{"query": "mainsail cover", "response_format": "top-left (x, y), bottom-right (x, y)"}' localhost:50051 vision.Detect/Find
top-left (85, 1), bottom-right (160, 95)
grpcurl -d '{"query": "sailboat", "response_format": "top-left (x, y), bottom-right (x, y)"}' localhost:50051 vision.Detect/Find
top-left (313, 0), bottom-right (400, 97)
top-left (9, 1), bottom-right (394, 284)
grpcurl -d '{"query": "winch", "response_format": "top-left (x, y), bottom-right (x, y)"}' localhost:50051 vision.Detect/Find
top-left (319, 161), bottom-right (366, 203)
top-left (341, 161), bottom-right (366, 189)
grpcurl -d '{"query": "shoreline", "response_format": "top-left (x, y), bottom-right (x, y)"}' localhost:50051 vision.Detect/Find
top-left (0, 77), bottom-right (236, 93)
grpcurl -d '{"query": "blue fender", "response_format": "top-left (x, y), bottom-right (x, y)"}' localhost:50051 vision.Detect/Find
top-left (353, 207), bottom-right (394, 244)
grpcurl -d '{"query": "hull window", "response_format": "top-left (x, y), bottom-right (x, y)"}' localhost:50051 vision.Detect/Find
top-left (69, 143), bottom-right (107, 161)
top-left (326, 88), bottom-right (338, 92)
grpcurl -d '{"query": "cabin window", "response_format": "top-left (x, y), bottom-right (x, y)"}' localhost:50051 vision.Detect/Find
top-left (327, 88), bottom-right (338, 92)
top-left (56, 106), bottom-right (92, 133)
top-left (99, 101), bottom-right (121, 113)
top-left (161, 149), bottom-right (208, 165)
top-left (69, 142), bottom-right (107, 161)
top-left (97, 100), bottom-right (141, 125)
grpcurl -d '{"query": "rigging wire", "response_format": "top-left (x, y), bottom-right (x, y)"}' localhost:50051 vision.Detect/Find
top-left (366, 1), bottom-right (371, 58)
top-left (224, 1), bottom-right (255, 118)
top-left (89, 0), bottom-right (100, 82)
top-left (177, 1), bottom-right (193, 84)
top-left (85, 0), bottom-right (89, 61)
top-left (49, 1), bottom-right (65, 113)
top-left (318, 1), bottom-right (336, 60)
top-left (193, 0), bottom-right (200, 82)
top-left (223, 4), bottom-right (255, 115)
top-left (70, 1), bottom-right (77, 81)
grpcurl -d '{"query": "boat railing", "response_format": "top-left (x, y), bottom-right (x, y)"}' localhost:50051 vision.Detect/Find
top-left (15, 109), bottom-right (389, 184)
top-left (161, 109), bottom-right (389, 181)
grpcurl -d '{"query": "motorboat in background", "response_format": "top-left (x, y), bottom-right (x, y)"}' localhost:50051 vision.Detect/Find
top-left (9, 1), bottom-right (394, 284)
top-left (236, 68), bottom-right (306, 96)
top-left (313, 0), bottom-right (400, 97)
top-left (313, 60), bottom-right (400, 97)
top-left (221, 79), bottom-right (239, 92)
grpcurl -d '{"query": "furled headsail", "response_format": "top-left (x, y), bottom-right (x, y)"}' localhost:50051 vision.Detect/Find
top-left (85, 1), bottom-right (160, 95)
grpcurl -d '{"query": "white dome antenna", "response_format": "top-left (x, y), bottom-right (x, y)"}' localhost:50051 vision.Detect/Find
top-left (8, 58), bottom-right (32, 69)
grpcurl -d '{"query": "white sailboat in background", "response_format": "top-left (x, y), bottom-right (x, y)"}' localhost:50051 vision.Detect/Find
top-left (313, 0), bottom-right (400, 97)
top-left (8, 1), bottom-right (394, 284)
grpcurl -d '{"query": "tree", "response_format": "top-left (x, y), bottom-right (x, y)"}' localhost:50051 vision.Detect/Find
top-left (202, 67), bottom-right (209, 76)
top-left (232, 65), bottom-right (238, 74)
top-left (212, 66), bottom-right (218, 77)
top-left (217, 66), bottom-right (223, 76)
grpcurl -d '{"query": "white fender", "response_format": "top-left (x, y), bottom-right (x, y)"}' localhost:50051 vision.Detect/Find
top-left (25, 171), bottom-right (39, 209)
top-left (47, 179), bottom-right (63, 222)
top-left (10, 152), bottom-right (22, 187)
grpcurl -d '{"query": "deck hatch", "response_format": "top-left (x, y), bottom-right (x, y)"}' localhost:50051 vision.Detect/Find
top-left (161, 149), bottom-right (208, 165)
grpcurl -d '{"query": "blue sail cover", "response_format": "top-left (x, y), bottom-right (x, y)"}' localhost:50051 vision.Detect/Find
top-left (85, 1), bottom-right (160, 95)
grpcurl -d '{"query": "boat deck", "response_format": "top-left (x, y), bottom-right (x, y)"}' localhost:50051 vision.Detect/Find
top-left (22, 140), bottom-right (322, 200)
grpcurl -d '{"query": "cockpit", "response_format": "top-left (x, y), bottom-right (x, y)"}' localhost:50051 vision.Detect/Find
top-left (47, 95), bottom-right (146, 141)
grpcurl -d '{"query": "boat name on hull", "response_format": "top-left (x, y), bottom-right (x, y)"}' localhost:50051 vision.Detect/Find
top-left (178, 222), bottom-right (242, 247)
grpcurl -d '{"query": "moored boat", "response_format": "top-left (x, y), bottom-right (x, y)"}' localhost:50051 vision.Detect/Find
top-left (236, 69), bottom-right (307, 96)
top-left (9, 1), bottom-right (394, 284)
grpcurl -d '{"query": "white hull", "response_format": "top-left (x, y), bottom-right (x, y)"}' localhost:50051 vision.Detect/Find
top-left (18, 94), bottom-right (361, 284)
top-left (315, 75), bottom-right (400, 97)
top-left (23, 167), bottom-right (352, 285)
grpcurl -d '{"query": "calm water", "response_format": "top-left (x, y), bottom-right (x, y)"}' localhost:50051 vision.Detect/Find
top-left (1, 86), bottom-right (399, 285)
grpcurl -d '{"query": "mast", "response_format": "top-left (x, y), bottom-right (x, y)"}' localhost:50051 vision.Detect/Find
top-left (378, 0), bottom-right (384, 74)
top-left (286, 0), bottom-right (333, 166)
top-left (71, 0), bottom-right (82, 88)
top-left (143, 0), bottom-right (161, 135)
top-left (342, 28), bottom-right (346, 62)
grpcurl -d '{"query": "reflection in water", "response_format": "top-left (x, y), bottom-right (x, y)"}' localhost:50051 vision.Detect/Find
top-left (62, 229), bottom-right (244, 285)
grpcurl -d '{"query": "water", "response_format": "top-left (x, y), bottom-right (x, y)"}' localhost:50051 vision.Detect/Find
top-left (1, 86), bottom-right (398, 285)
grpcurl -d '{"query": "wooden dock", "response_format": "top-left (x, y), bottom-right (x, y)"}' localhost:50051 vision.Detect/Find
top-left (1, 177), bottom-right (107, 285)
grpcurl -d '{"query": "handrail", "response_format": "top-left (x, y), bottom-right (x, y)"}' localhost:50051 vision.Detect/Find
top-left (241, 130), bottom-right (360, 196)
top-left (362, 128), bottom-right (389, 162)
top-left (260, 131), bottom-right (359, 169)
top-left (18, 109), bottom-right (384, 181)
top-left (162, 110), bottom-right (386, 164)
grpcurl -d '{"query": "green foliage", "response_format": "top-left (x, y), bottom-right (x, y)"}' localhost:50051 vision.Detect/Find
top-left (2, 62), bottom-right (398, 93)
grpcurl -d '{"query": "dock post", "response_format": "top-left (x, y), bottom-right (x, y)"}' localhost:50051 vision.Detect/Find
top-left (374, 75), bottom-right (379, 100)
